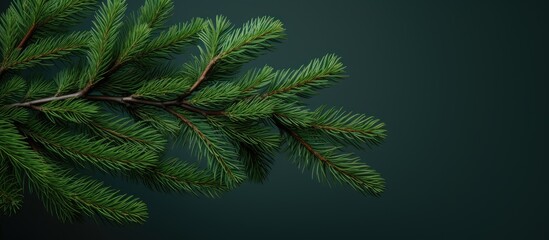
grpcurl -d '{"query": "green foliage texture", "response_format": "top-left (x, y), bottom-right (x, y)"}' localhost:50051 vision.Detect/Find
top-left (0, 0), bottom-right (387, 224)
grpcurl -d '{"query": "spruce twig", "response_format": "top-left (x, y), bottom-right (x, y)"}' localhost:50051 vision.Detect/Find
top-left (0, 0), bottom-right (387, 225)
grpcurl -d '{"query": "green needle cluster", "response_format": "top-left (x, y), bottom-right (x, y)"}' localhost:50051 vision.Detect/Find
top-left (0, 0), bottom-right (387, 224)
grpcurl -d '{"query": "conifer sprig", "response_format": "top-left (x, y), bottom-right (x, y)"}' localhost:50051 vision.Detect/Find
top-left (0, 0), bottom-right (387, 225)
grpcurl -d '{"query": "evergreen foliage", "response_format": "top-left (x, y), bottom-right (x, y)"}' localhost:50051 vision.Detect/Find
top-left (0, 0), bottom-right (387, 224)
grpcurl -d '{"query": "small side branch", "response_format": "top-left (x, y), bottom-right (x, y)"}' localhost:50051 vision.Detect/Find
top-left (17, 23), bottom-right (37, 49)
top-left (85, 95), bottom-right (224, 116)
top-left (274, 118), bottom-right (328, 163)
top-left (179, 55), bottom-right (220, 99)
top-left (10, 91), bottom-right (85, 107)
top-left (0, 23), bottom-right (38, 79)
top-left (274, 117), bottom-right (370, 188)
top-left (0, 67), bottom-right (6, 80)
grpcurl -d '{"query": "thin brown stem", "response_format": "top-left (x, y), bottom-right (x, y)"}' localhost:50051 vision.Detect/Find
top-left (0, 23), bottom-right (38, 79)
top-left (164, 107), bottom-right (237, 181)
top-left (274, 118), bottom-right (328, 162)
top-left (8, 48), bottom-right (224, 117)
top-left (85, 95), bottom-right (224, 116)
top-left (11, 59), bottom-right (124, 108)
top-left (17, 23), bottom-right (37, 49)
top-left (273, 117), bottom-right (367, 186)
top-left (0, 67), bottom-right (6, 80)
top-left (180, 55), bottom-right (220, 99)
top-left (178, 100), bottom-right (225, 116)
top-left (263, 75), bottom-right (325, 97)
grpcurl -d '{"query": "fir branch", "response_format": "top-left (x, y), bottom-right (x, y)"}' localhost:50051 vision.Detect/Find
top-left (17, 23), bottom-right (37, 50)
top-left (186, 55), bottom-right (220, 95)
top-left (87, 113), bottom-right (167, 152)
top-left (198, 15), bottom-right (232, 60)
top-left (225, 97), bottom-right (279, 121)
top-left (135, 158), bottom-right (227, 197)
top-left (0, 120), bottom-right (79, 222)
top-left (219, 16), bottom-right (285, 64)
top-left (136, 18), bottom-right (204, 62)
top-left (166, 108), bottom-right (245, 185)
top-left (84, 0), bottom-right (126, 86)
top-left (0, 0), bottom-right (387, 225)
top-left (0, 75), bottom-right (26, 105)
top-left (23, 77), bottom-right (57, 101)
top-left (132, 76), bottom-right (193, 101)
top-left (25, 120), bottom-right (158, 174)
top-left (265, 54), bottom-right (345, 98)
top-left (129, 106), bottom-right (180, 136)
top-left (239, 143), bottom-right (274, 183)
top-left (0, 162), bottom-right (23, 216)
top-left (84, 94), bottom-right (225, 117)
top-left (138, 0), bottom-right (173, 30)
top-left (208, 118), bottom-right (280, 183)
top-left (276, 120), bottom-right (385, 196)
top-left (176, 16), bottom-right (231, 98)
top-left (235, 66), bottom-right (275, 94)
top-left (0, 107), bottom-right (29, 123)
top-left (117, 23), bottom-right (152, 64)
top-left (182, 16), bottom-right (284, 97)
top-left (311, 106), bottom-right (387, 148)
top-left (4, 31), bottom-right (89, 70)
top-left (38, 99), bottom-right (99, 124)
top-left (40, 0), bottom-right (97, 34)
top-left (0, 0), bottom-right (96, 77)
top-left (188, 81), bottom-right (242, 108)
top-left (68, 176), bottom-right (148, 224)
top-left (273, 103), bottom-right (314, 128)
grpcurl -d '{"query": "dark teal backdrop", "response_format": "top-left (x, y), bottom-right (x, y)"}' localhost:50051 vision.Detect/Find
top-left (1, 0), bottom-right (548, 239)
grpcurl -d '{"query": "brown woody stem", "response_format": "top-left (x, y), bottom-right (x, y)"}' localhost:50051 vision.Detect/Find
top-left (17, 23), bottom-right (37, 49)
top-left (179, 55), bottom-right (220, 100)
top-left (0, 23), bottom-right (38, 79)
top-left (85, 95), bottom-right (225, 116)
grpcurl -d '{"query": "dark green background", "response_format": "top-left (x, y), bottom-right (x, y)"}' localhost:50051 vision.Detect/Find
top-left (1, 0), bottom-right (548, 239)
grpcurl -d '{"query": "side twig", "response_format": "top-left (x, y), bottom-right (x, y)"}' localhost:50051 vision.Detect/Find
top-left (0, 23), bottom-right (38, 79)
top-left (179, 55), bottom-right (220, 99)
top-left (85, 95), bottom-right (225, 116)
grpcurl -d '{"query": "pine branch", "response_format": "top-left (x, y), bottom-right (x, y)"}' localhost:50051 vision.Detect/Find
top-left (311, 106), bottom-right (387, 148)
top-left (0, 162), bottom-right (23, 216)
top-left (0, 119), bottom-right (79, 222)
top-left (225, 97), bottom-right (279, 121)
top-left (208, 118), bottom-right (280, 183)
top-left (187, 81), bottom-right (241, 108)
top-left (0, 15), bottom-right (37, 77)
top-left (265, 54), bottom-right (345, 98)
top-left (68, 176), bottom-right (148, 224)
top-left (276, 119), bottom-right (385, 196)
top-left (84, 0), bottom-right (126, 87)
top-left (166, 108), bottom-right (245, 185)
top-left (38, 99), bottom-right (99, 124)
top-left (134, 158), bottom-right (227, 197)
top-left (0, 0), bottom-right (387, 225)
top-left (17, 23), bottom-right (37, 50)
top-left (132, 75), bottom-right (192, 101)
top-left (87, 113), bottom-right (167, 152)
top-left (135, 18), bottom-right (204, 62)
top-left (138, 0), bottom-right (173, 30)
top-left (24, 120), bottom-right (158, 174)
top-left (0, 75), bottom-right (26, 105)
top-left (4, 31), bottom-right (88, 70)
top-left (85, 95), bottom-right (225, 116)
top-left (39, 0), bottom-right (97, 34)
top-left (187, 55), bottom-right (220, 94)
top-left (0, 0), bottom-right (96, 78)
